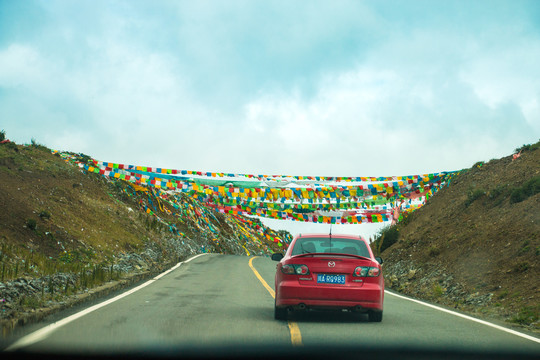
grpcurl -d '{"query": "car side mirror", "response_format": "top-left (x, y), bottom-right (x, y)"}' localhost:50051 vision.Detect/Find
top-left (375, 256), bottom-right (383, 264)
top-left (271, 253), bottom-right (284, 261)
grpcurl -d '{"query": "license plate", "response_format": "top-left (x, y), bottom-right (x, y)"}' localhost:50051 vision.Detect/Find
top-left (317, 274), bottom-right (345, 284)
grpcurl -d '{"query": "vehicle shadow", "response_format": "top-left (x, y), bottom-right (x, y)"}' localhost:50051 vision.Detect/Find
top-left (235, 305), bottom-right (281, 322)
top-left (286, 310), bottom-right (369, 323)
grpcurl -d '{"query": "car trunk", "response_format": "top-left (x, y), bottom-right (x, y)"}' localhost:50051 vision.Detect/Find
top-left (289, 254), bottom-right (375, 287)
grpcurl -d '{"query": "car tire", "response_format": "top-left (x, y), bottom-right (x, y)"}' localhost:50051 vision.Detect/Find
top-left (368, 311), bottom-right (383, 322)
top-left (275, 302), bottom-right (287, 321)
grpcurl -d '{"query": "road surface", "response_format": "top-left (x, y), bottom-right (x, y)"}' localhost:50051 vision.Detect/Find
top-left (3, 253), bottom-right (539, 356)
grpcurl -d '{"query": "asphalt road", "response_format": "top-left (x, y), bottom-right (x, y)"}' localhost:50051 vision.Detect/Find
top-left (2, 253), bottom-right (540, 356)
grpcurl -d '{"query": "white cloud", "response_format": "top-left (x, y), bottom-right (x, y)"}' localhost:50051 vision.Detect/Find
top-left (0, 44), bottom-right (48, 90)
top-left (1, 0), bottom-right (539, 178)
top-left (241, 41), bottom-right (539, 176)
top-left (459, 38), bottom-right (540, 129)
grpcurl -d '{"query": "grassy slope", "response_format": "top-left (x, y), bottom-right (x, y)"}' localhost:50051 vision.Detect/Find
top-left (0, 143), bottom-right (287, 317)
top-left (1, 144), bottom-right (148, 271)
top-left (379, 142), bottom-right (539, 331)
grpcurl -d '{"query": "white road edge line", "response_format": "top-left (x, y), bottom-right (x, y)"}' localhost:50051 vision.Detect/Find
top-left (385, 289), bottom-right (540, 344)
top-left (5, 253), bottom-right (209, 352)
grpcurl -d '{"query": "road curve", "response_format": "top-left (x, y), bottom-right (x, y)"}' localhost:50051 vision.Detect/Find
top-left (2, 254), bottom-right (539, 355)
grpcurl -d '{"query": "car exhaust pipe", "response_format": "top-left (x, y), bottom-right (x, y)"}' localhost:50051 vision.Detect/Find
top-left (354, 305), bottom-right (364, 312)
top-left (297, 303), bottom-right (307, 311)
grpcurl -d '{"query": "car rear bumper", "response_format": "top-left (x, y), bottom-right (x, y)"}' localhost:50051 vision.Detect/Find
top-left (276, 280), bottom-right (384, 311)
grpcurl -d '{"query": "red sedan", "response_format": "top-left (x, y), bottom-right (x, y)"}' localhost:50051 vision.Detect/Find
top-left (271, 233), bottom-right (384, 322)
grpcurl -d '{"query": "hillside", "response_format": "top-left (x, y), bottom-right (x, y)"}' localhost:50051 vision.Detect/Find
top-left (1, 135), bottom-right (538, 336)
top-left (378, 141), bottom-right (540, 332)
top-left (0, 140), bottom-right (289, 335)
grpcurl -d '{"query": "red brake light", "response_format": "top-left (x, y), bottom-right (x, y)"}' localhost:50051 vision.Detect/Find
top-left (295, 265), bottom-right (309, 275)
top-left (281, 264), bottom-right (309, 275)
top-left (353, 266), bottom-right (368, 277)
top-left (353, 266), bottom-right (380, 277)
top-left (368, 267), bottom-right (380, 277)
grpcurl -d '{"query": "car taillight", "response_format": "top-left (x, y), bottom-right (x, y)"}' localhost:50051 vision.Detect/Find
top-left (295, 265), bottom-right (309, 275)
top-left (353, 267), bottom-right (368, 277)
top-left (368, 267), bottom-right (380, 277)
top-left (281, 264), bottom-right (310, 275)
top-left (281, 264), bottom-right (295, 274)
top-left (353, 266), bottom-right (380, 277)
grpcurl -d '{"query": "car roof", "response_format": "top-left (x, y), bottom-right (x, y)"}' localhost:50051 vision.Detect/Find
top-left (295, 233), bottom-right (365, 240)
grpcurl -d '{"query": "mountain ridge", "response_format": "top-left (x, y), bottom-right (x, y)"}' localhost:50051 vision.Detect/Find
top-left (0, 139), bottom-right (289, 335)
top-left (378, 141), bottom-right (540, 333)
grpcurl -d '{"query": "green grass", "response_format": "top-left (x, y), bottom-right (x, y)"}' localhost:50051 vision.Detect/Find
top-left (428, 246), bottom-right (441, 257)
top-left (514, 140), bottom-right (540, 153)
top-left (30, 138), bottom-right (51, 152)
top-left (488, 184), bottom-right (507, 198)
top-left (473, 161), bottom-right (484, 168)
top-left (432, 284), bottom-right (444, 298)
top-left (517, 240), bottom-right (530, 256)
top-left (510, 291), bottom-right (521, 298)
top-left (510, 305), bottom-right (539, 326)
top-left (25, 218), bottom-right (37, 231)
top-left (510, 176), bottom-right (540, 203)
top-left (398, 210), bottom-right (413, 226)
top-left (18, 295), bottom-right (42, 309)
top-left (371, 225), bottom-right (399, 254)
top-left (465, 188), bottom-right (485, 207)
top-left (39, 210), bottom-right (51, 220)
top-left (513, 262), bottom-right (529, 272)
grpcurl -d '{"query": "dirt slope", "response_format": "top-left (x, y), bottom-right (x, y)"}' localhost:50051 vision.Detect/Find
top-left (380, 142), bottom-right (539, 332)
top-left (0, 141), bottom-right (289, 334)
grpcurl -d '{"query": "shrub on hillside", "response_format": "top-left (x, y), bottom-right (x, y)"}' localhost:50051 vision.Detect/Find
top-left (510, 189), bottom-right (525, 203)
top-left (510, 176), bottom-right (540, 203)
top-left (428, 246), bottom-right (441, 257)
top-left (514, 140), bottom-right (540, 153)
top-left (371, 225), bottom-right (399, 255)
top-left (513, 262), bottom-right (529, 272)
top-left (0, 129), bottom-right (5, 142)
top-left (3, 141), bottom-right (18, 151)
top-left (487, 184), bottom-right (509, 207)
top-left (465, 188), bottom-right (485, 207)
top-left (432, 284), bottom-right (444, 298)
top-left (398, 210), bottom-right (413, 226)
top-left (39, 210), bottom-right (51, 220)
top-left (488, 184), bottom-right (507, 199)
top-left (30, 138), bottom-right (51, 152)
top-left (25, 218), bottom-right (37, 231)
top-left (472, 161), bottom-right (484, 168)
top-left (510, 305), bottom-right (539, 326)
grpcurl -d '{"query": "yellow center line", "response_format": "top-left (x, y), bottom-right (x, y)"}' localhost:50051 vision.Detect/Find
top-left (248, 256), bottom-right (303, 346)
top-left (287, 322), bottom-right (302, 345)
top-left (248, 256), bottom-right (275, 297)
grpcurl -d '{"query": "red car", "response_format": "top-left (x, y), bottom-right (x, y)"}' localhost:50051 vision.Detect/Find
top-left (271, 233), bottom-right (384, 322)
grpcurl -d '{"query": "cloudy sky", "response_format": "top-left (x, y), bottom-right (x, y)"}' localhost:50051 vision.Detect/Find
top-left (1, 0), bottom-right (539, 237)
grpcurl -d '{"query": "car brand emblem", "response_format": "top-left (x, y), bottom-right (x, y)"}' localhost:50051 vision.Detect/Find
top-left (328, 261), bottom-right (336, 267)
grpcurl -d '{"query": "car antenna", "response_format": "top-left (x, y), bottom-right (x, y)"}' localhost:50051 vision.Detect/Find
top-left (329, 224), bottom-right (332, 250)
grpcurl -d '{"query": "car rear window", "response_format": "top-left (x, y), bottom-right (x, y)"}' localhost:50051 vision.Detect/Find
top-left (291, 237), bottom-right (370, 258)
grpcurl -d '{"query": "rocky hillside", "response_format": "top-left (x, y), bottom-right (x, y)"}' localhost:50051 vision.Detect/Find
top-left (378, 141), bottom-right (539, 332)
top-left (0, 139), bottom-right (289, 335)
